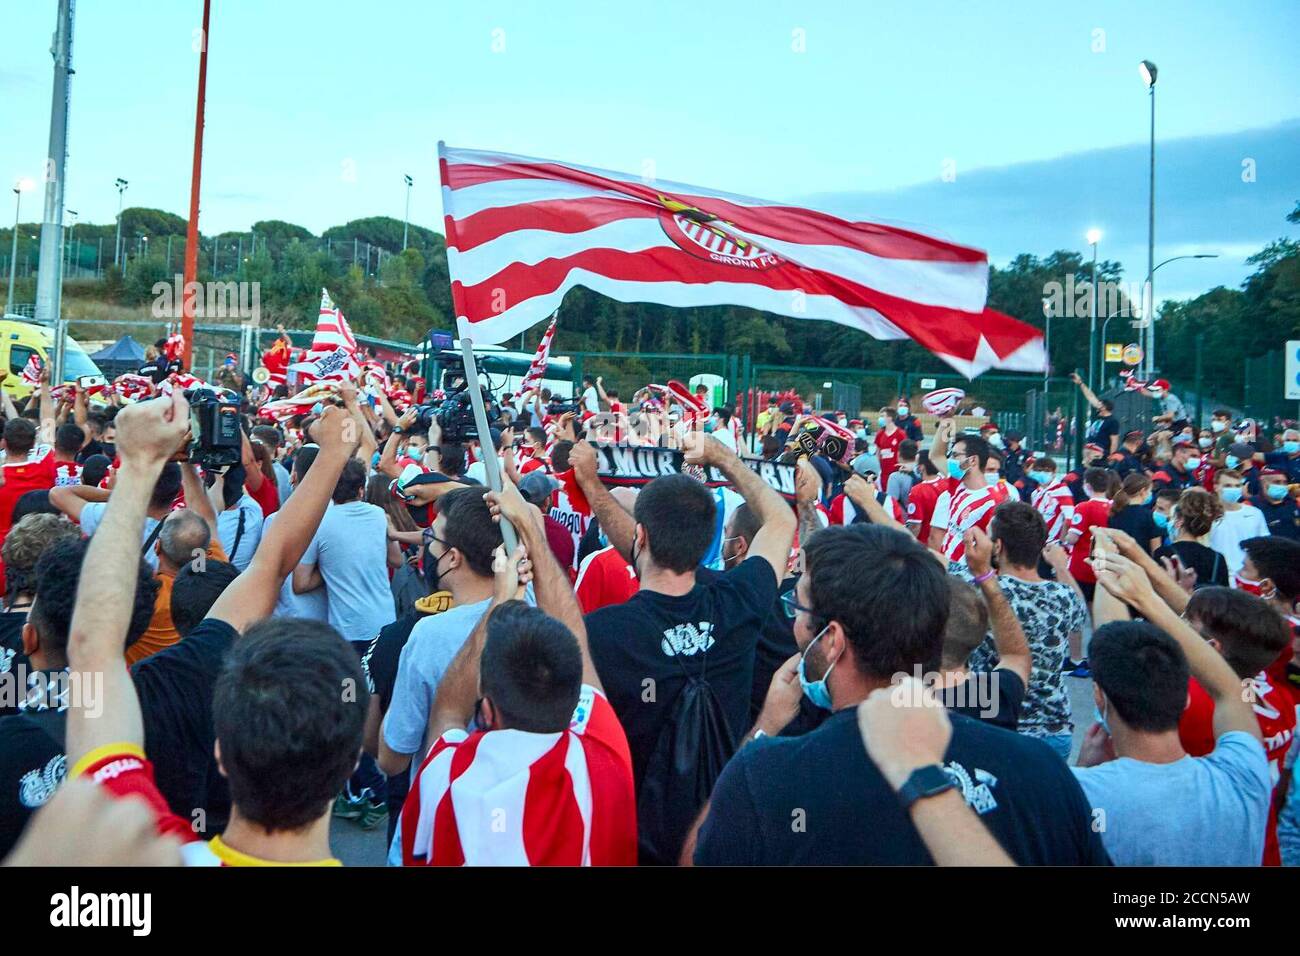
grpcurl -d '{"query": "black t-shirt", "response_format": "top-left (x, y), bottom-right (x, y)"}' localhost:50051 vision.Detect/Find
top-left (0, 610), bottom-right (29, 719)
top-left (138, 357), bottom-right (182, 385)
top-left (1154, 541), bottom-right (1229, 589)
top-left (1108, 504), bottom-right (1161, 554)
top-left (940, 668), bottom-right (1025, 731)
top-left (695, 708), bottom-right (1111, 865)
top-left (0, 698), bottom-right (66, 858)
top-left (750, 575), bottom-right (827, 738)
top-left (1086, 415), bottom-right (1119, 451)
top-left (586, 556), bottom-right (777, 796)
top-left (132, 617), bottom-right (239, 835)
top-left (362, 612), bottom-right (422, 715)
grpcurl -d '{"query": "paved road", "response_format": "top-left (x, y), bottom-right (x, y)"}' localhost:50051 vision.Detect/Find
top-left (333, 673), bottom-right (1099, 866)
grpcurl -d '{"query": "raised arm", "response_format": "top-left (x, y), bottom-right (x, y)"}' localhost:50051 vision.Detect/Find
top-left (683, 432), bottom-right (796, 580)
top-left (569, 439), bottom-right (635, 562)
top-left (379, 408), bottom-right (420, 479)
top-left (65, 392), bottom-right (190, 769)
top-left (844, 472), bottom-right (908, 534)
top-left (205, 406), bottom-right (358, 632)
top-left (1070, 372), bottom-right (1102, 411)
top-left (487, 478), bottom-right (601, 689)
top-left (964, 528), bottom-right (1031, 685)
top-left (1096, 549), bottom-right (1261, 742)
top-left (48, 483), bottom-right (110, 524)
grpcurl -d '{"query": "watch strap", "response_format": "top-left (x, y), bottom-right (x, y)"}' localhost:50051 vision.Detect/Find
top-left (896, 764), bottom-right (955, 811)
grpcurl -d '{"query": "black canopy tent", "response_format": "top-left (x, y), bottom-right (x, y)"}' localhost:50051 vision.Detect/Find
top-left (89, 335), bottom-right (147, 381)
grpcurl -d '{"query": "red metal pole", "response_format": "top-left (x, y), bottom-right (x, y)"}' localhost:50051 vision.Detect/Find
top-left (181, 0), bottom-right (211, 370)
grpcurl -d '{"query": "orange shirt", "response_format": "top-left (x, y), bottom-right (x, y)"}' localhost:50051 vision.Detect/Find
top-left (128, 539), bottom-right (228, 666)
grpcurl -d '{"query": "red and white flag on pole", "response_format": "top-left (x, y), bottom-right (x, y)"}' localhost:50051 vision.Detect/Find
top-left (438, 145), bottom-right (1044, 378)
top-left (291, 288), bottom-right (361, 383)
top-left (514, 313), bottom-right (558, 398)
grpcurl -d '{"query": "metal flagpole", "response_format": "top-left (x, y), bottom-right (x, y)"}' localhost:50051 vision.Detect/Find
top-left (459, 336), bottom-right (518, 553)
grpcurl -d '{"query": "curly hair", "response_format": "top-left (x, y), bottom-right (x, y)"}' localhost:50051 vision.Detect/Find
top-left (1176, 487), bottom-right (1223, 538)
top-left (2, 514), bottom-right (80, 601)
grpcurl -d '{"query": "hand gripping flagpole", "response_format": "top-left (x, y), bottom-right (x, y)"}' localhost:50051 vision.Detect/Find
top-left (459, 336), bottom-right (519, 554)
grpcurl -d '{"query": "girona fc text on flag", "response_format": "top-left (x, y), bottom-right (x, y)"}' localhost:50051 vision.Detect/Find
top-left (438, 144), bottom-right (1045, 377)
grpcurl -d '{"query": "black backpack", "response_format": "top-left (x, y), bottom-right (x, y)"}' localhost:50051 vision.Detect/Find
top-left (635, 595), bottom-right (735, 865)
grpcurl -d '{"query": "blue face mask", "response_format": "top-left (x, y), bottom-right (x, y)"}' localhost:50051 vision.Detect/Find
top-left (947, 458), bottom-right (966, 480)
top-left (1153, 511), bottom-right (1170, 530)
top-left (1094, 698), bottom-right (1111, 736)
top-left (1225, 454), bottom-right (1241, 470)
top-left (877, 416), bottom-right (887, 428)
top-left (1221, 487), bottom-right (1244, 504)
top-left (797, 625), bottom-right (837, 711)
top-left (1029, 470), bottom-right (1053, 485)
top-left (1266, 484), bottom-right (1289, 502)
top-left (1284, 441), bottom-right (1299, 455)
top-left (1139, 491), bottom-right (1153, 506)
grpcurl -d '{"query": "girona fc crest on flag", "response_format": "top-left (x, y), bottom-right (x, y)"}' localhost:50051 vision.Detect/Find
top-left (656, 196), bottom-right (782, 270)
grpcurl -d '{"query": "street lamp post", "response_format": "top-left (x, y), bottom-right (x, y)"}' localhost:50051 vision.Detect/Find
top-left (402, 174), bottom-right (413, 251)
top-left (1041, 296), bottom-right (1053, 395)
top-left (114, 177), bottom-right (129, 268)
top-left (7, 179), bottom-right (35, 315)
top-left (1140, 60), bottom-right (1157, 379)
top-left (1086, 228), bottom-right (1102, 393)
top-left (64, 208), bottom-right (77, 274)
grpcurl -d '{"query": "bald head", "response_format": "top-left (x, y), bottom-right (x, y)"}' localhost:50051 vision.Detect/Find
top-left (158, 509), bottom-right (211, 570)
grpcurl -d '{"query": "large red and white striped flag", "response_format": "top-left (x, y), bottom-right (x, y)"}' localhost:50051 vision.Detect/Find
top-left (513, 312), bottom-right (558, 398)
top-left (438, 145), bottom-right (1045, 378)
top-left (291, 288), bottom-right (361, 382)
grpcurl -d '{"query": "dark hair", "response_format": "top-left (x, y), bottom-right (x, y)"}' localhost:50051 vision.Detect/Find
top-left (12, 489), bottom-right (57, 523)
top-left (292, 444), bottom-right (320, 482)
top-left (251, 425), bottom-right (283, 448)
top-left (526, 427), bottom-right (547, 446)
top-left (1186, 587), bottom-right (1292, 678)
top-left (634, 474), bottom-right (716, 573)
top-left (439, 487), bottom-right (502, 577)
top-left (804, 524), bottom-right (949, 679)
top-left (30, 537), bottom-right (157, 663)
top-left (367, 471), bottom-right (417, 533)
top-left (151, 462), bottom-right (184, 511)
top-left (951, 434), bottom-right (990, 470)
top-left (1100, 398), bottom-right (1115, 413)
top-left (171, 560), bottom-right (240, 637)
top-left (761, 436), bottom-right (781, 460)
top-left (84, 411), bottom-right (107, 437)
top-left (332, 458), bottom-right (367, 505)
top-left (4, 418), bottom-right (36, 457)
top-left (898, 439), bottom-right (918, 462)
top-left (480, 601), bottom-right (582, 732)
top-left (80, 453), bottom-right (111, 488)
top-left (437, 443), bottom-right (467, 478)
top-left (1111, 471), bottom-right (1152, 515)
top-left (1089, 621), bottom-right (1189, 732)
top-left (213, 618), bottom-right (367, 832)
top-left (917, 450), bottom-right (939, 478)
top-left (1083, 467), bottom-right (1116, 498)
top-left (54, 422), bottom-right (85, 455)
top-left (989, 500), bottom-right (1047, 568)
top-left (1240, 536), bottom-right (1300, 601)
top-left (1155, 487), bottom-right (1180, 508)
top-left (728, 501), bottom-right (762, 545)
top-left (549, 440), bottom-right (573, 474)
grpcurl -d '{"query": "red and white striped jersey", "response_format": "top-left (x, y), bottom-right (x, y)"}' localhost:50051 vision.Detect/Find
top-left (1031, 479), bottom-right (1075, 543)
top-left (931, 483), bottom-right (999, 563)
top-left (548, 468), bottom-right (592, 571)
top-left (400, 685), bottom-right (637, 866)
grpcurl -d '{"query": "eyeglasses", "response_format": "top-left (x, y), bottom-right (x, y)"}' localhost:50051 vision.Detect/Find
top-left (780, 590), bottom-right (815, 620)
top-left (423, 528), bottom-right (450, 551)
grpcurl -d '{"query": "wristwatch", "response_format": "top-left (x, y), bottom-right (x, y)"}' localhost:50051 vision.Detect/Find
top-left (896, 764), bottom-right (956, 811)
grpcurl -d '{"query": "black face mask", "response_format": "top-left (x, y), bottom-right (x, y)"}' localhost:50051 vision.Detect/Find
top-left (100, 442), bottom-right (116, 459)
top-left (424, 547), bottom-right (451, 592)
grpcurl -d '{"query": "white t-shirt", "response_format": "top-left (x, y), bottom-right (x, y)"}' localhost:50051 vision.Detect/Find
top-left (1210, 505), bottom-right (1270, 576)
top-left (302, 500), bottom-right (395, 642)
top-left (581, 386), bottom-right (600, 415)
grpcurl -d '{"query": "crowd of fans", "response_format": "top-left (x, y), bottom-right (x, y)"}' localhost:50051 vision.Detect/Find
top-left (1, 343), bottom-right (1299, 869)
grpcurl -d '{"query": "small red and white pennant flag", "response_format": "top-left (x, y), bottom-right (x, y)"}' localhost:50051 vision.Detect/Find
top-left (291, 288), bottom-right (361, 383)
top-left (513, 313), bottom-right (558, 399)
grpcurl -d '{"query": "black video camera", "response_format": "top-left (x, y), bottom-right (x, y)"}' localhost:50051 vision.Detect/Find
top-left (185, 387), bottom-right (243, 469)
top-left (547, 401), bottom-right (581, 417)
